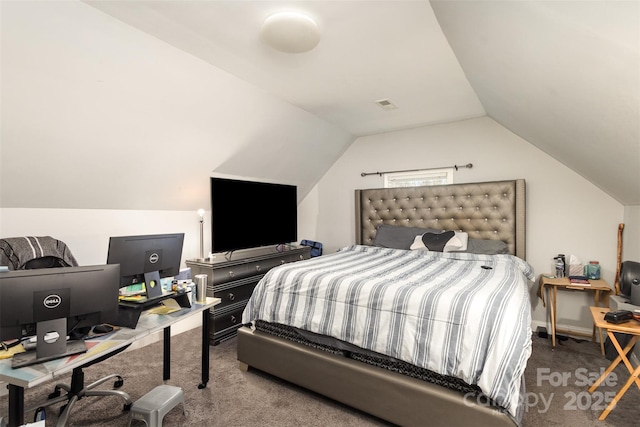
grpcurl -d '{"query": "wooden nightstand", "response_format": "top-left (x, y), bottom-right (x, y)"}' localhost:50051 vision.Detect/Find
top-left (588, 306), bottom-right (640, 420)
top-left (537, 276), bottom-right (612, 350)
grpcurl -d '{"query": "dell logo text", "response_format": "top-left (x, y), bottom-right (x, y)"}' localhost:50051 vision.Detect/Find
top-left (149, 253), bottom-right (159, 264)
top-left (44, 295), bottom-right (62, 309)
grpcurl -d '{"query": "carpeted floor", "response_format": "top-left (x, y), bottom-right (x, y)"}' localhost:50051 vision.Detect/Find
top-left (1, 329), bottom-right (639, 426)
top-left (522, 334), bottom-right (639, 427)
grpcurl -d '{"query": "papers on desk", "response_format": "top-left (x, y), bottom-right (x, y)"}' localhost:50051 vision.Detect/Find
top-left (146, 298), bottom-right (182, 315)
top-left (0, 341), bottom-right (26, 359)
top-left (119, 294), bottom-right (146, 302)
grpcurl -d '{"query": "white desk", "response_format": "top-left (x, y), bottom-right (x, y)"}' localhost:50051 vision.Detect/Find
top-left (0, 297), bottom-right (220, 427)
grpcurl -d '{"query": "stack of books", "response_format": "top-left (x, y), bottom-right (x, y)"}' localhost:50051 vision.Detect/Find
top-left (568, 275), bottom-right (590, 285)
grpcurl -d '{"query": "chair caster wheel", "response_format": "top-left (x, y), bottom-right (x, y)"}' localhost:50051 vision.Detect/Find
top-left (114, 378), bottom-right (124, 388)
top-left (124, 403), bottom-right (132, 411)
top-left (33, 407), bottom-right (46, 422)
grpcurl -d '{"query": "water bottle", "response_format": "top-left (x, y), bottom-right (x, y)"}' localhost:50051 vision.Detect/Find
top-left (555, 257), bottom-right (565, 278)
top-left (194, 274), bottom-right (208, 303)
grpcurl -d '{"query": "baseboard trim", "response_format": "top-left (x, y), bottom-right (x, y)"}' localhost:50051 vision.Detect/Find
top-left (531, 320), bottom-right (594, 340)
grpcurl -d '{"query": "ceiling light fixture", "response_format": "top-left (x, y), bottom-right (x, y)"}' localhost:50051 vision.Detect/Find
top-left (261, 11), bottom-right (320, 53)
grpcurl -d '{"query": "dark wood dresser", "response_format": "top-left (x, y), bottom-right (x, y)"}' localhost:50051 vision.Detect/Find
top-left (186, 245), bottom-right (311, 345)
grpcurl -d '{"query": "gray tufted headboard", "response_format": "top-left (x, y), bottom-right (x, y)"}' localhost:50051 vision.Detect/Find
top-left (355, 179), bottom-right (526, 259)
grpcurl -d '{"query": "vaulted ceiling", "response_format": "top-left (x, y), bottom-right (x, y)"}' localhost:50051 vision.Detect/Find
top-left (80, 1), bottom-right (639, 206)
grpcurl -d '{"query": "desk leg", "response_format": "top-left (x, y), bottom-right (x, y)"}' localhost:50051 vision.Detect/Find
top-left (550, 286), bottom-right (557, 347)
top-left (598, 328), bottom-right (605, 356)
top-left (593, 290), bottom-right (603, 354)
top-left (7, 384), bottom-right (24, 427)
top-left (198, 307), bottom-right (210, 389)
top-left (163, 326), bottom-right (171, 380)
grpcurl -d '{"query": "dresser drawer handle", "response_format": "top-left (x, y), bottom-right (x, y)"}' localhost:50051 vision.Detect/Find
top-left (255, 265), bottom-right (261, 272)
top-left (230, 315), bottom-right (237, 324)
top-left (280, 260), bottom-right (286, 265)
top-left (228, 292), bottom-right (235, 301)
top-left (228, 270), bottom-right (234, 278)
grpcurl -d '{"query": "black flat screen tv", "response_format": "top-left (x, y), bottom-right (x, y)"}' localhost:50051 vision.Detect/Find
top-left (210, 177), bottom-right (297, 253)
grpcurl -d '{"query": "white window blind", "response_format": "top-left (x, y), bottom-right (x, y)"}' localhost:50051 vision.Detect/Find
top-left (383, 168), bottom-right (453, 188)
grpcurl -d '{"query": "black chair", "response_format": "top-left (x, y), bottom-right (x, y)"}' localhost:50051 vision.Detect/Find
top-left (0, 237), bottom-right (132, 425)
top-left (28, 351), bottom-right (132, 425)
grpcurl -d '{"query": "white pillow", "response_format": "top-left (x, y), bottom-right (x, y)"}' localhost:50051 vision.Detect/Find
top-left (410, 235), bottom-right (430, 251)
top-left (444, 232), bottom-right (468, 252)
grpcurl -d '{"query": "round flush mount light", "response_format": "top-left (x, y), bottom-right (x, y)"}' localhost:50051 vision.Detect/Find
top-left (261, 11), bottom-right (320, 53)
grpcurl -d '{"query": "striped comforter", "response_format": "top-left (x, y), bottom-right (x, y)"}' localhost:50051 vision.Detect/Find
top-left (242, 245), bottom-right (534, 421)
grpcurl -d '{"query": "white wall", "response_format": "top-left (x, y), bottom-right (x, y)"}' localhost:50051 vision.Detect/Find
top-left (0, 1), bottom-right (353, 212)
top-left (299, 117), bottom-right (625, 333)
top-left (0, 208), bottom-right (210, 266)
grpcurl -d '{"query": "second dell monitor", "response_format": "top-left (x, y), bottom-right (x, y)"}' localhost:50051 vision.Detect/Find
top-left (106, 233), bottom-right (184, 299)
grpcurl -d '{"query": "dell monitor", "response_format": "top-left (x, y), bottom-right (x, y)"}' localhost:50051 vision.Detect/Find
top-left (106, 233), bottom-right (184, 299)
top-left (0, 264), bottom-right (120, 368)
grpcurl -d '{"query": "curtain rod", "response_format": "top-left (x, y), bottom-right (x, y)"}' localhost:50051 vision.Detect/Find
top-left (360, 163), bottom-right (473, 177)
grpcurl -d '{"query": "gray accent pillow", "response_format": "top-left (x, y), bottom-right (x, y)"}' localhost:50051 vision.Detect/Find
top-left (373, 224), bottom-right (442, 250)
top-left (462, 238), bottom-right (509, 255)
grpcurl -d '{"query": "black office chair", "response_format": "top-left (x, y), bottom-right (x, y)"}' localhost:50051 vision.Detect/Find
top-left (0, 236), bottom-right (132, 425)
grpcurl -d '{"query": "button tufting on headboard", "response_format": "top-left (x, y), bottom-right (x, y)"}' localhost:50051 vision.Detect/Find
top-left (354, 180), bottom-right (526, 259)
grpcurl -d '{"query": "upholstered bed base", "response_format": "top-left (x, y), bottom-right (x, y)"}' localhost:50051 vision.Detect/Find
top-left (237, 327), bottom-right (515, 427)
top-left (237, 180), bottom-right (526, 426)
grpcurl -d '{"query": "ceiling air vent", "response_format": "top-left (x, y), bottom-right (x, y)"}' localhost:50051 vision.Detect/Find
top-left (374, 99), bottom-right (397, 110)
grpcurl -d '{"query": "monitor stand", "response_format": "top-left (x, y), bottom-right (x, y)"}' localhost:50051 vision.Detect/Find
top-left (116, 291), bottom-right (192, 329)
top-left (12, 318), bottom-right (87, 369)
top-left (143, 271), bottom-right (163, 299)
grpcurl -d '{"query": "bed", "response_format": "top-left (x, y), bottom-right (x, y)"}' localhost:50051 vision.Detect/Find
top-left (237, 179), bottom-right (532, 427)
